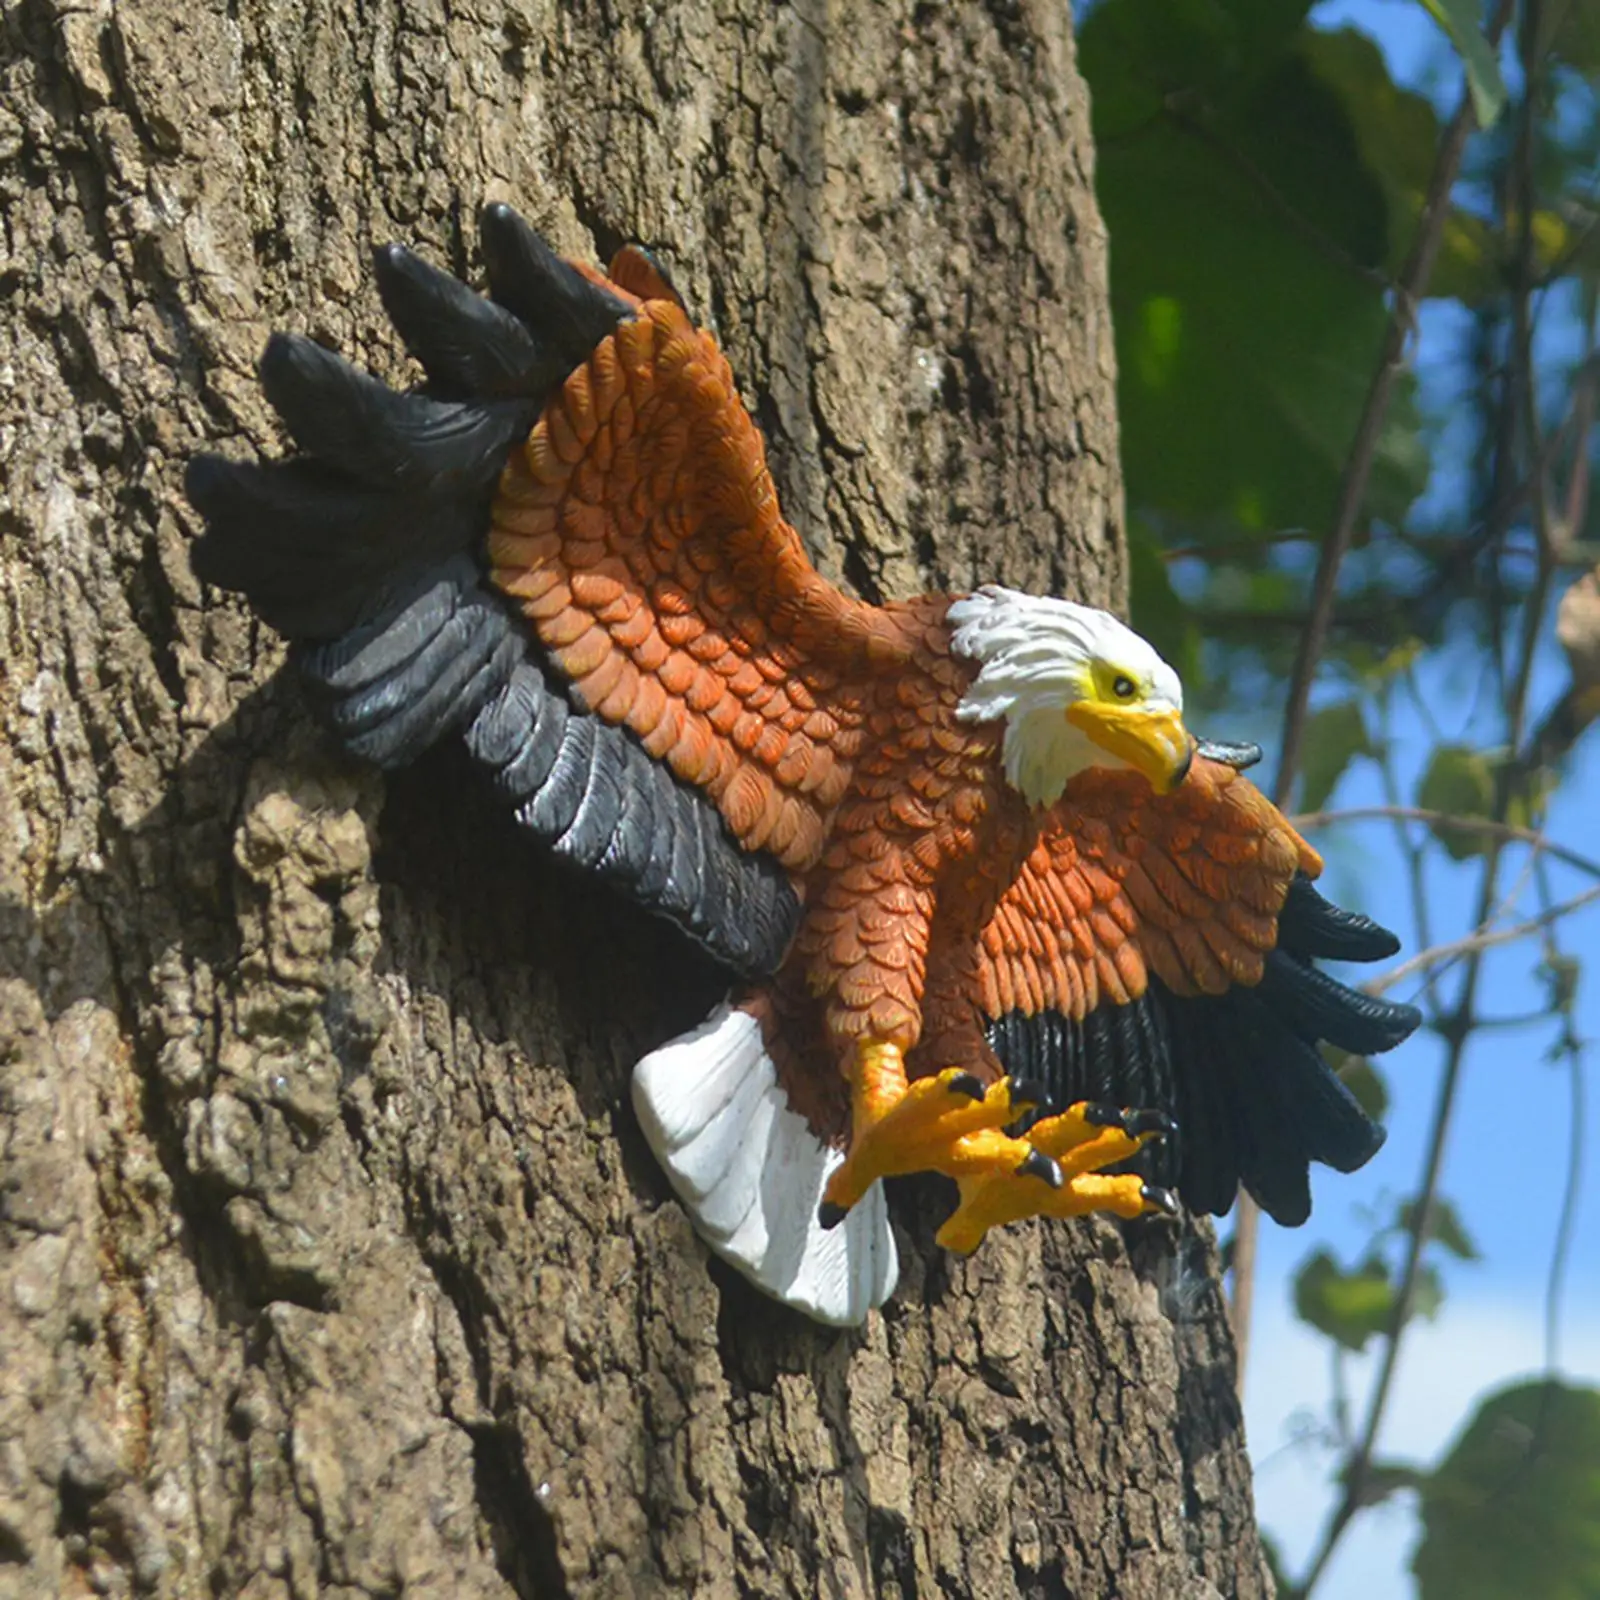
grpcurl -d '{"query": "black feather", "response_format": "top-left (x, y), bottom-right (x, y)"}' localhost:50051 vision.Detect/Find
top-left (258, 333), bottom-right (532, 493)
top-left (987, 872), bottom-right (1414, 1225)
top-left (186, 455), bottom-right (483, 640)
top-left (298, 558), bottom-right (472, 693)
top-left (1259, 950), bottom-right (1421, 1055)
top-left (466, 664), bottom-right (553, 780)
top-left (455, 646), bottom-right (799, 973)
top-left (478, 203), bottom-right (630, 365)
top-left (520, 711), bottom-right (598, 839)
top-left (317, 598), bottom-right (518, 769)
top-left (371, 243), bottom-right (552, 399)
top-left (628, 762), bottom-right (684, 902)
top-left (1169, 1000), bottom-right (1239, 1217)
top-left (482, 672), bottom-right (569, 805)
top-left (594, 752), bottom-right (656, 883)
top-left (1279, 873), bottom-right (1402, 961)
top-left (660, 786), bottom-right (709, 925)
top-left (549, 723), bottom-right (626, 870)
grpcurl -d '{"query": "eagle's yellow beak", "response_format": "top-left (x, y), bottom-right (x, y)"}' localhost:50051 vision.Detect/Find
top-left (1065, 702), bottom-right (1193, 794)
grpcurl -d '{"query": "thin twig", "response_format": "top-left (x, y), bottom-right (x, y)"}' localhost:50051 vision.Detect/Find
top-left (1290, 805), bottom-right (1600, 881)
top-left (1364, 881), bottom-right (1600, 997)
top-left (1269, 71), bottom-right (1498, 805)
top-left (1531, 849), bottom-right (1588, 1377)
top-left (1379, 696), bottom-right (1444, 1013)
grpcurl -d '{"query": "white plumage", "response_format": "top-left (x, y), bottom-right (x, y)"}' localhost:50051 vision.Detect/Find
top-left (632, 1003), bottom-right (899, 1326)
top-left (947, 585), bottom-right (1184, 806)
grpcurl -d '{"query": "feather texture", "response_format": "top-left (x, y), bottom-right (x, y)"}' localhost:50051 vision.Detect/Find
top-left (985, 866), bottom-right (1418, 1223)
top-left (186, 200), bottom-right (1422, 1328)
top-left (259, 333), bottom-right (534, 493)
top-left (372, 243), bottom-right (553, 399)
top-left (632, 1003), bottom-right (898, 1326)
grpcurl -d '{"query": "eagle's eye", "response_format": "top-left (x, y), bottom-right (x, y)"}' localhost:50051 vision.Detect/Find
top-left (1111, 673), bottom-right (1137, 700)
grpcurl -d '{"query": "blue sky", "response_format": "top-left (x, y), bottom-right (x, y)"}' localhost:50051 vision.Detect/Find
top-left (1242, 4), bottom-right (1600, 1593)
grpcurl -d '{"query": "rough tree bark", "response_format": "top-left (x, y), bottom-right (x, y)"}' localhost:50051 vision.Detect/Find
top-left (0, 1), bottom-right (1271, 1595)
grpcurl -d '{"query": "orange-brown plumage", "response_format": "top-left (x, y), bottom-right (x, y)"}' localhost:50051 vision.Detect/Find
top-left (187, 203), bottom-right (1419, 1324)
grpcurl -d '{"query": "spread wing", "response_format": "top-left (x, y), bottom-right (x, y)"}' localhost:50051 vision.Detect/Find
top-left (978, 758), bottom-right (1421, 1224)
top-left (184, 203), bottom-right (877, 974)
top-left (487, 254), bottom-right (910, 870)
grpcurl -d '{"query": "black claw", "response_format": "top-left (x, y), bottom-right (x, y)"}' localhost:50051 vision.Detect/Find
top-left (1140, 1183), bottom-right (1180, 1217)
top-left (1008, 1077), bottom-right (1052, 1112)
top-left (1082, 1102), bottom-right (1126, 1129)
top-left (1125, 1109), bottom-right (1176, 1141)
top-left (818, 1200), bottom-right (849, 1230)
top-left (947, 1071), bottom-right (986, 1101)
top-left (1016, 1149), bottom-right (1064, 1189)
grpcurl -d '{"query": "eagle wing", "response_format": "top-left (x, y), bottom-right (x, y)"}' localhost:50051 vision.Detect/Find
top-left (976, 757), bottom-right (1421, 1224)
top-left (185, 205), bottom-right (887, 974)
top-left (486, 235), bottom-right (909, 872)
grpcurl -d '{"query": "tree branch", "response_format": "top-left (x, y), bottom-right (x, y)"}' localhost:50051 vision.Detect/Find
top-left (1364, 881), bottom-right (1600, 998)
top-left (1290, 804), bottom-right (1600, 881)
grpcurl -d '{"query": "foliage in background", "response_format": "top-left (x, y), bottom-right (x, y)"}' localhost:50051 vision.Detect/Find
top-left (1078, 0), bottom-right (1600, 1594)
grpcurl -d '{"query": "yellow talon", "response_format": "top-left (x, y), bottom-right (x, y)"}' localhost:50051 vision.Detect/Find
top-left (934, 1101), bottom-right (1178, 1254)
top-left (819, 1041), bottom-right (1053, 1225)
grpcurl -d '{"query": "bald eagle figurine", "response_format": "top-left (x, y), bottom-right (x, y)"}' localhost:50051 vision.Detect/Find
top-left (186, 203), bottom-right (1419, 1325)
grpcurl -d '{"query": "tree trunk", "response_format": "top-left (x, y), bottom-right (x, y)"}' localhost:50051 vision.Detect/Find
top-left (0, 1), bottom-right (1270, 1595)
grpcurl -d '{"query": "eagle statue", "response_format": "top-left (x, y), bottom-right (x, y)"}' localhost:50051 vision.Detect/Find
top-left (186, 203), bottom-right (1420, 1326)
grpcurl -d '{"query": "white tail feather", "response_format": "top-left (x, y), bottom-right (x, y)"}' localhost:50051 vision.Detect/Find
top-left (632, 1003), bottom-right (898, 1326)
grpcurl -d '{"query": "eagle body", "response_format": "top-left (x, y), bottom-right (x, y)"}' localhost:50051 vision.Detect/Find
top-left (187, 204), bottom-right (1420, 1325)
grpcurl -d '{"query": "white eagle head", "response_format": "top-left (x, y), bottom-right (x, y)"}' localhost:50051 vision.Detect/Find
top-left (946, 585), bottom-right (1191, 808)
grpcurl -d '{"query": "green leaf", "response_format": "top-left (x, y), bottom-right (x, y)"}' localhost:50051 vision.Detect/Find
top-left (1550, 2), bottom-right (1600, 73)
top-left (1365, 635), bottom-right (1425, 684)
top-left (1411, 1260), bottom-right (1447, 1323)
top-left (1415, 1381), bottom-right (1600, 1600)
top-left (1540, 953), bottom-right (1582, 1014)
top-left (1307, 27), bottom-right (1445, 274)
top-left (1293, 1249), bottom-right (1396, 1351)
top-left (1346, 1457), bottom-right (1428, 1508)
top-left (1398, 1196), bottom-right (1482, 1261)
top-left (1331, 1050), bottom-right (1390, 1122)
top-left (1416, 743), bottom-right (1497, 859)
top-left (1128, 517), bottom-right (1203, 687)
top-left (1299, 697), bottom-right (1373, 810)
top-left (1081, 4), bottom-right (1430, 543)
top-left (1415, 0), bottom-right (1508, 129)
top-left (1294, 1249), bottom-right (1446, 1350)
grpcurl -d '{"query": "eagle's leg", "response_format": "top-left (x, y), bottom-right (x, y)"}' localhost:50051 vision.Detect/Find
top-left (934, 1103), bottom-right (1178, 1254)
top-left (817, 1039), bottom-right (1058, 1227)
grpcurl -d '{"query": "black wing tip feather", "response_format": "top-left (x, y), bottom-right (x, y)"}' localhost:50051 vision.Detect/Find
top-left (188, 208), bottom-right (804, 980)
top-left (1282, 874), bottom-right (1403, 962)
top-left (373, 240), bottom-right (410, 278)
top-left (1260, 950), bottom-right (1422, 1055)
top-left (986, 921), bottom-right (1408, 1228)
top-left (371, 238), bottom-right (555, 400)
top-left (477, 203), bottom-right (631, 356)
